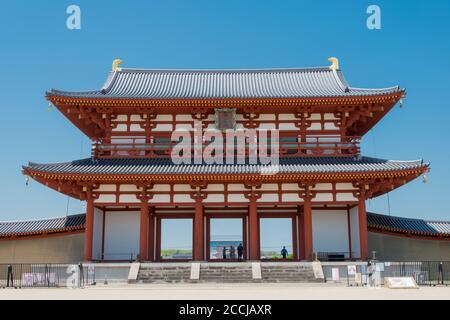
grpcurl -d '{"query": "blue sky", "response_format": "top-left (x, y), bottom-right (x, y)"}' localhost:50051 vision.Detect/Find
top-left (0, 0), bottom-right (449, 224)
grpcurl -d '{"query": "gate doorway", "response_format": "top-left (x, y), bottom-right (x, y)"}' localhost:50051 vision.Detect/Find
top-left (206, 216), bottom-right (247, 261)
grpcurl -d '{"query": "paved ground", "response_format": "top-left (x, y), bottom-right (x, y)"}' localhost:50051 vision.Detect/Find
top-left (0, 283), bottom-right (449, 300)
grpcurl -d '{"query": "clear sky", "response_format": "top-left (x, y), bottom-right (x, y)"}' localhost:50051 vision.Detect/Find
top-left (0, 0), bottom-right (449, 224)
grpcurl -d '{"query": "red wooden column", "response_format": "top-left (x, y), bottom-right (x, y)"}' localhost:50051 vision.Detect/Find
top-left (193, 197), bottom-right (205, 261)
top-left (297, 205), bottom-right (305, 260)
top-left (139, 201), bottom-right (149, 261)
top-left (303, 197), bottom-right (313, 261)
top-left (84, 195), bottom-right (94, 261)
top-left (148, 207), bottom-right (155, 261)
top-left (248, 198), bottom-right (259, 260)
top-left (358, 193), bottom-right (369, 260)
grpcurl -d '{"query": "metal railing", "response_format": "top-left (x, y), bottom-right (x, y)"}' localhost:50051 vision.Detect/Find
top-left (324, 261), bottom-right (450, 287)
top-left (0, 264), bottom-right (76, 288)
top-left (92, 135), bottom-right (360, 159)
top-left (317, 251), bottom-right (358, 261)
top-left (383, 261), bottom-right (450, 286)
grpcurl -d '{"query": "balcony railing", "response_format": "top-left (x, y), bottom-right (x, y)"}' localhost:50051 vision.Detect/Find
top-left (92, 135), bottom-right (360, 159)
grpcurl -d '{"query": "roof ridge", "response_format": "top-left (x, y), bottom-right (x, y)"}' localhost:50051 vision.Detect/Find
top-left (116, 66), bottom-right (333, 73)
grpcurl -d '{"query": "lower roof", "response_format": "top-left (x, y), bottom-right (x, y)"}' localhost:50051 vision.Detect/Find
top-left (0, 214), bottom-right (85, 239)
top-left (367, 212), bottom-right (450, 237)
top-left (1, 212), bottom-right (448, 240)
top-left (24, 156), bottom-right (427, 176)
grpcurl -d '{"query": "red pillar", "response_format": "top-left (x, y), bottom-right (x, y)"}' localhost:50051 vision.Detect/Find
top-left (358, 196), bottom-right (369, 260)
top-left (193, 198), bottom-right (204, 261)
top-left (139, 201), bottom-right (149, 261)
top-left (248, 198), bottom-right (259, 260)
top-left (148, 207), bottom-right (155, 261)
top-left (297, 206), bottom-right (305, 260)
top-left (303, 198), bottom-right (313, 261)
top-left (84, 197), bottom-right (94, 261)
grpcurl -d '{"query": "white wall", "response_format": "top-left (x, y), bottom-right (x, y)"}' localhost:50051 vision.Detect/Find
top-left (349, 206), bottom-right (360, 258)
top-left (312, 209), bottom-right (349, 255)
top-left (92, 207), bottom-right (104, 260)
top-left (103, 210), bottom-right (140, 260)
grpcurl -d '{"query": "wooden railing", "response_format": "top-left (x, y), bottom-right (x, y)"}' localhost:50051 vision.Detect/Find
top-left (92, 135), bottom-right (360, 159)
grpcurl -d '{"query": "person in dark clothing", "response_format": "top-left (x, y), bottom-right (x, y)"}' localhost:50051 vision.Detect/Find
top-left (281, 246), bottom-right (288, 259)
top-left (7, 264), bottom-right (13, 287)
top-left (222, 246), bottom-right (227, 259)
top-left (237, 243), bottom-right (244, 261)
top-left (230, 246), bottom-right (236, 259)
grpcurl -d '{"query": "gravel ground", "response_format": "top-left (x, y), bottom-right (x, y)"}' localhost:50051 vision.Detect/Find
top-left (0, 283), bottom-right (449, 300)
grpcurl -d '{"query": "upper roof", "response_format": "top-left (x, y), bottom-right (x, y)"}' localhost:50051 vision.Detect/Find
top-left (367, 212), bottom-right (450, 237)
top-left (24, 156), bottom-right (426, 176)
top-left (0, 213), bottom-right (85, 238)
top-left (47, 66), bottom-right (403, 100)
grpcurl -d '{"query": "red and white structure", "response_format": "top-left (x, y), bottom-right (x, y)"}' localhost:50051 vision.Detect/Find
top-left (22, 58), bottom-right (429, 262)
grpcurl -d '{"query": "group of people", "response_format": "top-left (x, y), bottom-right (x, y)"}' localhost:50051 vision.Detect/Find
top-left (222, 243), bottom-right (244, 260)
top-left (220, 244), bottom-right (289, 260)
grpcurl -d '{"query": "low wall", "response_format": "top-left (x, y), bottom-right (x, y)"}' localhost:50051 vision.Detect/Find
top-left (368, 232), bottom-right (450, 261)
top-left (0, 233), bottom-right (84, 263)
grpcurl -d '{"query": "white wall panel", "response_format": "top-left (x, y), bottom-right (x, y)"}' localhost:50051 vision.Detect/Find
top-left (92, 207), bottom-right (104, 260)
top-left (336, 193), bottom-right (358, 202)
top-left (173, 194), bottom-right (195, 203)
top-left (119, 194), bottom-right (139, 203)
top-left (349, 206), bottom-right (361, 258)
top-left (95, 194), bottom-right (116, 203)
top-left (103, 210), bottom-right (140, 260)
top-left (282, 193), bottom-right (303, 202)
top-left (312, 209), bottom-right (349, 254)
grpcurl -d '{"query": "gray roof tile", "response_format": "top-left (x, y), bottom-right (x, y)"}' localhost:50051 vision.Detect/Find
top-left (47, 67), bottom-right (402, 99)
top-left (25, 156), bottom-right (426, 175)
top-left (0, 214), bottom-right (85, 237)
top-left (367, 212), bottom-right (450, 236)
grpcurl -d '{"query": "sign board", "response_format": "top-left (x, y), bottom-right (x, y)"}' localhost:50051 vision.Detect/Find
top-left (347, 265), bottom-right (357, 275)
top-left (384, 277), bottom-right (419, 289)
top-left (331, 268), bottom-right (340, 281)
top-left (376, 263), bottom-right (385, 272)
top-left (87, 265), bottom-right (95, 276)
top-left (354, 272), bottom-right (362, 286)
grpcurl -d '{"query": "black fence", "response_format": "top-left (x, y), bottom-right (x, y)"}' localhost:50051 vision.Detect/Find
top-left (383, 261), bottom-right (450, 286)
top-left (0, 264), bottom-right (81, 288)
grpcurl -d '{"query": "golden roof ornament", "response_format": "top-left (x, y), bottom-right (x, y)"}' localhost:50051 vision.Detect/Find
top-left (112, 58), bottom-right (123, 72)
top-left (328, 57), bottom-right (339, 70)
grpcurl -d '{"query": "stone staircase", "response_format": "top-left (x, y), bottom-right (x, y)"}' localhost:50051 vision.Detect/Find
top-left (137, 262), bottom-right (323, 283)
top-left (261, 262), bottom-right (324, 283)
top-left (138, 263), bottom-right (193, 283)
top-left (199, 263), bottom-right (254, 283)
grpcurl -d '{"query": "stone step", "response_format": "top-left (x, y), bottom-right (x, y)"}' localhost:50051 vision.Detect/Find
top-left (137, 262), bottom-right (323, 283)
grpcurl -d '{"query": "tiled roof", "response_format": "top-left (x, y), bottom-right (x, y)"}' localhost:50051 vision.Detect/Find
top-left (367, 212), bottom-right (450, 237)
top-left (24, 156), bottom-right (426, 175)
top-left (0, 214), bottom-right (85, 238)
top-left (47, 67), bottom-right (403, 99)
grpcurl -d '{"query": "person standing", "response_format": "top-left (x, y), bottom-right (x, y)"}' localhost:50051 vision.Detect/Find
top-left (7, 264), bottom-right (13, 287)
top-left (222, 246), bottom-right (227, 259)
top-left (230, 246), bottom-right (236, 259)
top-left (237, 243), bottom-right (244, 261)
top-left (281, 246), bottom-right (288, 259)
